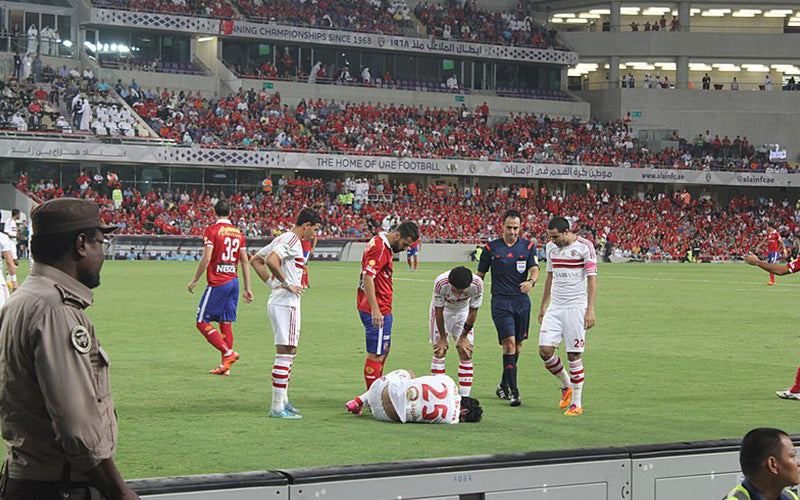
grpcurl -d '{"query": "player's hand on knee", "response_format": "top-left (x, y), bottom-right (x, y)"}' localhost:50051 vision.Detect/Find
top-left (433, 338), bottom-right (448, 358)
top-left (456, 335), bottom-right (473, 358)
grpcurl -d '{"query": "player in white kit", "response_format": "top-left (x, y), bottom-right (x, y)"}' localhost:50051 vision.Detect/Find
top-left (537, 216), bottom-right (597, 416)
top-left (251, 208), bottom-right (322, 419)
top-left (3, 209), bottom-right (20, 262)
top-left (345, 369), bottom-right (483, 424)
top-left (0, 231), bottom-right (18, 308)
top-left (429, 266), bottom-right (483, 396)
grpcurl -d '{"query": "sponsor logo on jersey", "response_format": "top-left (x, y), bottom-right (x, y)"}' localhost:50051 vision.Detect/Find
top-left (216, 263), bottom-right (236, 274)
top-left (407, 386), bottom-right (419, 401)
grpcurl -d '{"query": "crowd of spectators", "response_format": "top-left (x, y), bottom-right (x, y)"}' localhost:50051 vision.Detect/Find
top-left (90, 0), bottom-right (563, 50)
top-left (118, 85), bottom-right (791, 172)
top-left (15, 172), bottom-right (800, 262)
top-left (93, 0), bottom-right (234, 18)
top-left (414, 0), bottom-right (558, 48)
top-left (230, 0), bottom-right (412, 35)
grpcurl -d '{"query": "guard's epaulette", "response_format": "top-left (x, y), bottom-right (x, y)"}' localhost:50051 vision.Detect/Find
top-left (53, 283), bottom-right (88, 308)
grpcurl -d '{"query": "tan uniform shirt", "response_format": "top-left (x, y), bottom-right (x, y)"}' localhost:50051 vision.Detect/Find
top-left (0, 263), bottom-right (117, 481)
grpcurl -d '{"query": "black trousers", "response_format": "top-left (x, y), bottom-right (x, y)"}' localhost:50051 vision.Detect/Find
top-left (2, 478), bottom-right (103, 499)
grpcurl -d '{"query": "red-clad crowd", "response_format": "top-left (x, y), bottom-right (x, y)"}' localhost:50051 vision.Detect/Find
top-left (93, 0), bottom-right (233, 18)
top-left (123, 87), bottom-right (788, 172)
top-left (413, 0), bottom-right (558, 49)
top-left (230, 0), bottom-right (410, 35)
top-left (15, 173), bottom-right (800, 261)
top-left (89, 0), bottom-right (559, 50)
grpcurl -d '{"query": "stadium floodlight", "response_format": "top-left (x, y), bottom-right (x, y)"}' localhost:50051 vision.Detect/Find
top-left (620, 7), bottom-right (640, 15)
top-left (642, 6), bottom-right (671, 15)
top-left (550, 18), bottom-right (564, 23)
top-left (566, 18), bottom-right (589, 23)
top-left (578, 13), bottom-right (601, 19)
top-left (743, 65), bottom-right (770, 72)
top-left (701, 10), bottom-right (727, 17)
top-left (764, 9), bottom-right (793, 17)
top-left (654, 62), bottom-right (677, 70)
top-left (197, 36), bottom-right (214, 42)
top-left (688, 63), bottom-right (713, 71)
top-left (732, 9), bottom-right (762, 17)
top-left (553, 13), bottom-right (575, 18)
top-left (589, 9), bottom-right (610, 15)
top-left (62, 40), bottom-right (72, 48)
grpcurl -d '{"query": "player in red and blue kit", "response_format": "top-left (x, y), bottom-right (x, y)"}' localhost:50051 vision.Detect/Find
top-left (188, 200), bottom-right (253, 375)
top-left (358, 221), bottom-right (419, 388)
top-left (407, 238), bottom-right (421, 271)
top-left (476, 209), bottom-right (539, 407)
top-left (300, 235), bottom-right (316, 288)
top-left (755, 223), bottom-right (787, 285)
top-left (745, 252), bottom-right (800, 400)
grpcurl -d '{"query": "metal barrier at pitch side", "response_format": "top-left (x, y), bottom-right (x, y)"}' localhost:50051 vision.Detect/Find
top-left (127, 437), bottom-right (800, 500)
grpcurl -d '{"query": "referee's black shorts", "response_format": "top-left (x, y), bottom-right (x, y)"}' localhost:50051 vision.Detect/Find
top-left (490, 296), bottom-right (531, 345)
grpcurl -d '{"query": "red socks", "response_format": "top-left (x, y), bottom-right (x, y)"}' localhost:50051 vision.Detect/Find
top-left (791, 365), bottom-right (800, 393)
top-left (364, 358), bottom-right (384, 388)
top-left (196, 322), bottom-right (229, 355)
top-left (219, 322), bottom-right (233, 349)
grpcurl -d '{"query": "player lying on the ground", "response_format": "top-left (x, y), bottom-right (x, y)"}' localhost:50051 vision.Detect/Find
top-left (345, 369), bottom-right (483, 424)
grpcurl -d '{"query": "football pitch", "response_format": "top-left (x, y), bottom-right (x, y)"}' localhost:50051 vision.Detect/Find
top-left (13, 260), bottom-right (800, 479)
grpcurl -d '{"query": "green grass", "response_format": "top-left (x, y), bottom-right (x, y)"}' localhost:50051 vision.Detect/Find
top-left (13, 260), bottom-right (800, 478)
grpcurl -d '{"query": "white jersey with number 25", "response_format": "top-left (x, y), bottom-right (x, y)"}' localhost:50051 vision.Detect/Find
top-left (388, 373), bottom-right (461, 424)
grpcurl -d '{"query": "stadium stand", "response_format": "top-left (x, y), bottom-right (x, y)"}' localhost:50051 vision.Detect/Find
top-left (413, 0), bottom-right (559, 48)
top-left (15, 173), bottom-right (800, 262)
top-left (97, 86), bottom-right (787, 171)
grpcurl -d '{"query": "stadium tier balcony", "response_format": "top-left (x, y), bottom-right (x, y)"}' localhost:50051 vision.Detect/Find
top-left (99, 54), bottom-right (205, 76)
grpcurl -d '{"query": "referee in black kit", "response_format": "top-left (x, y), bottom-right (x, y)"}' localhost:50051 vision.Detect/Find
top-left (476, 209), bottom-right (539, 407)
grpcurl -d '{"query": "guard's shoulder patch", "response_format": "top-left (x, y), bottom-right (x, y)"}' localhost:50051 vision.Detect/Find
top-left (54, 284), bottom-right (87, 308)
top-left (70, 325), bottom-right (92, 354)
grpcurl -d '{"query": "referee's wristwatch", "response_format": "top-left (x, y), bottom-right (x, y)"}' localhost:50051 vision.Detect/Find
top-left (525, 279), bottom-right (535, 287)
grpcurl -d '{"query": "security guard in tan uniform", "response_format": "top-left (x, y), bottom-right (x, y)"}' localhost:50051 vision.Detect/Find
top-left (724, 428), bottom-right (800, 500)
top-left (0, 198), bottom-right (139, 499)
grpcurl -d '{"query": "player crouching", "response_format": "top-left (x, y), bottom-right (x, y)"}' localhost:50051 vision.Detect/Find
top-left (430, 266), bottom-right (483, 397)
top-left (345, 370), bottom-right (483, 424)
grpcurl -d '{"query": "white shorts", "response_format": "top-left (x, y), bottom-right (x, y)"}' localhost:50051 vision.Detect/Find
top-left (539, 306), bottom-right (586, 353)
top-left (0, 282), bottom-right (9, 309)
top-left (367, 369), bottom-right (412, 422)
top-left (429, 308), bottom-right (474, 345)
top-left (268, 303), bottom-right (300, 347)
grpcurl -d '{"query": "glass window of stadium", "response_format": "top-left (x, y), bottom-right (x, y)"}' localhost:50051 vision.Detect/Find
top-left (96, 29), bottom-right (191, 63)
top-left (1, 9), bottom-right (73, 56)
top-left (220, 40), bottom-right (552, 91)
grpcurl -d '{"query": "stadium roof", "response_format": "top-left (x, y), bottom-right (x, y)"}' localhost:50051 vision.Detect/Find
top-left (533, 0), bottom-right (800, 11)
top-left (2, 0), bottom-right (72, 7)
